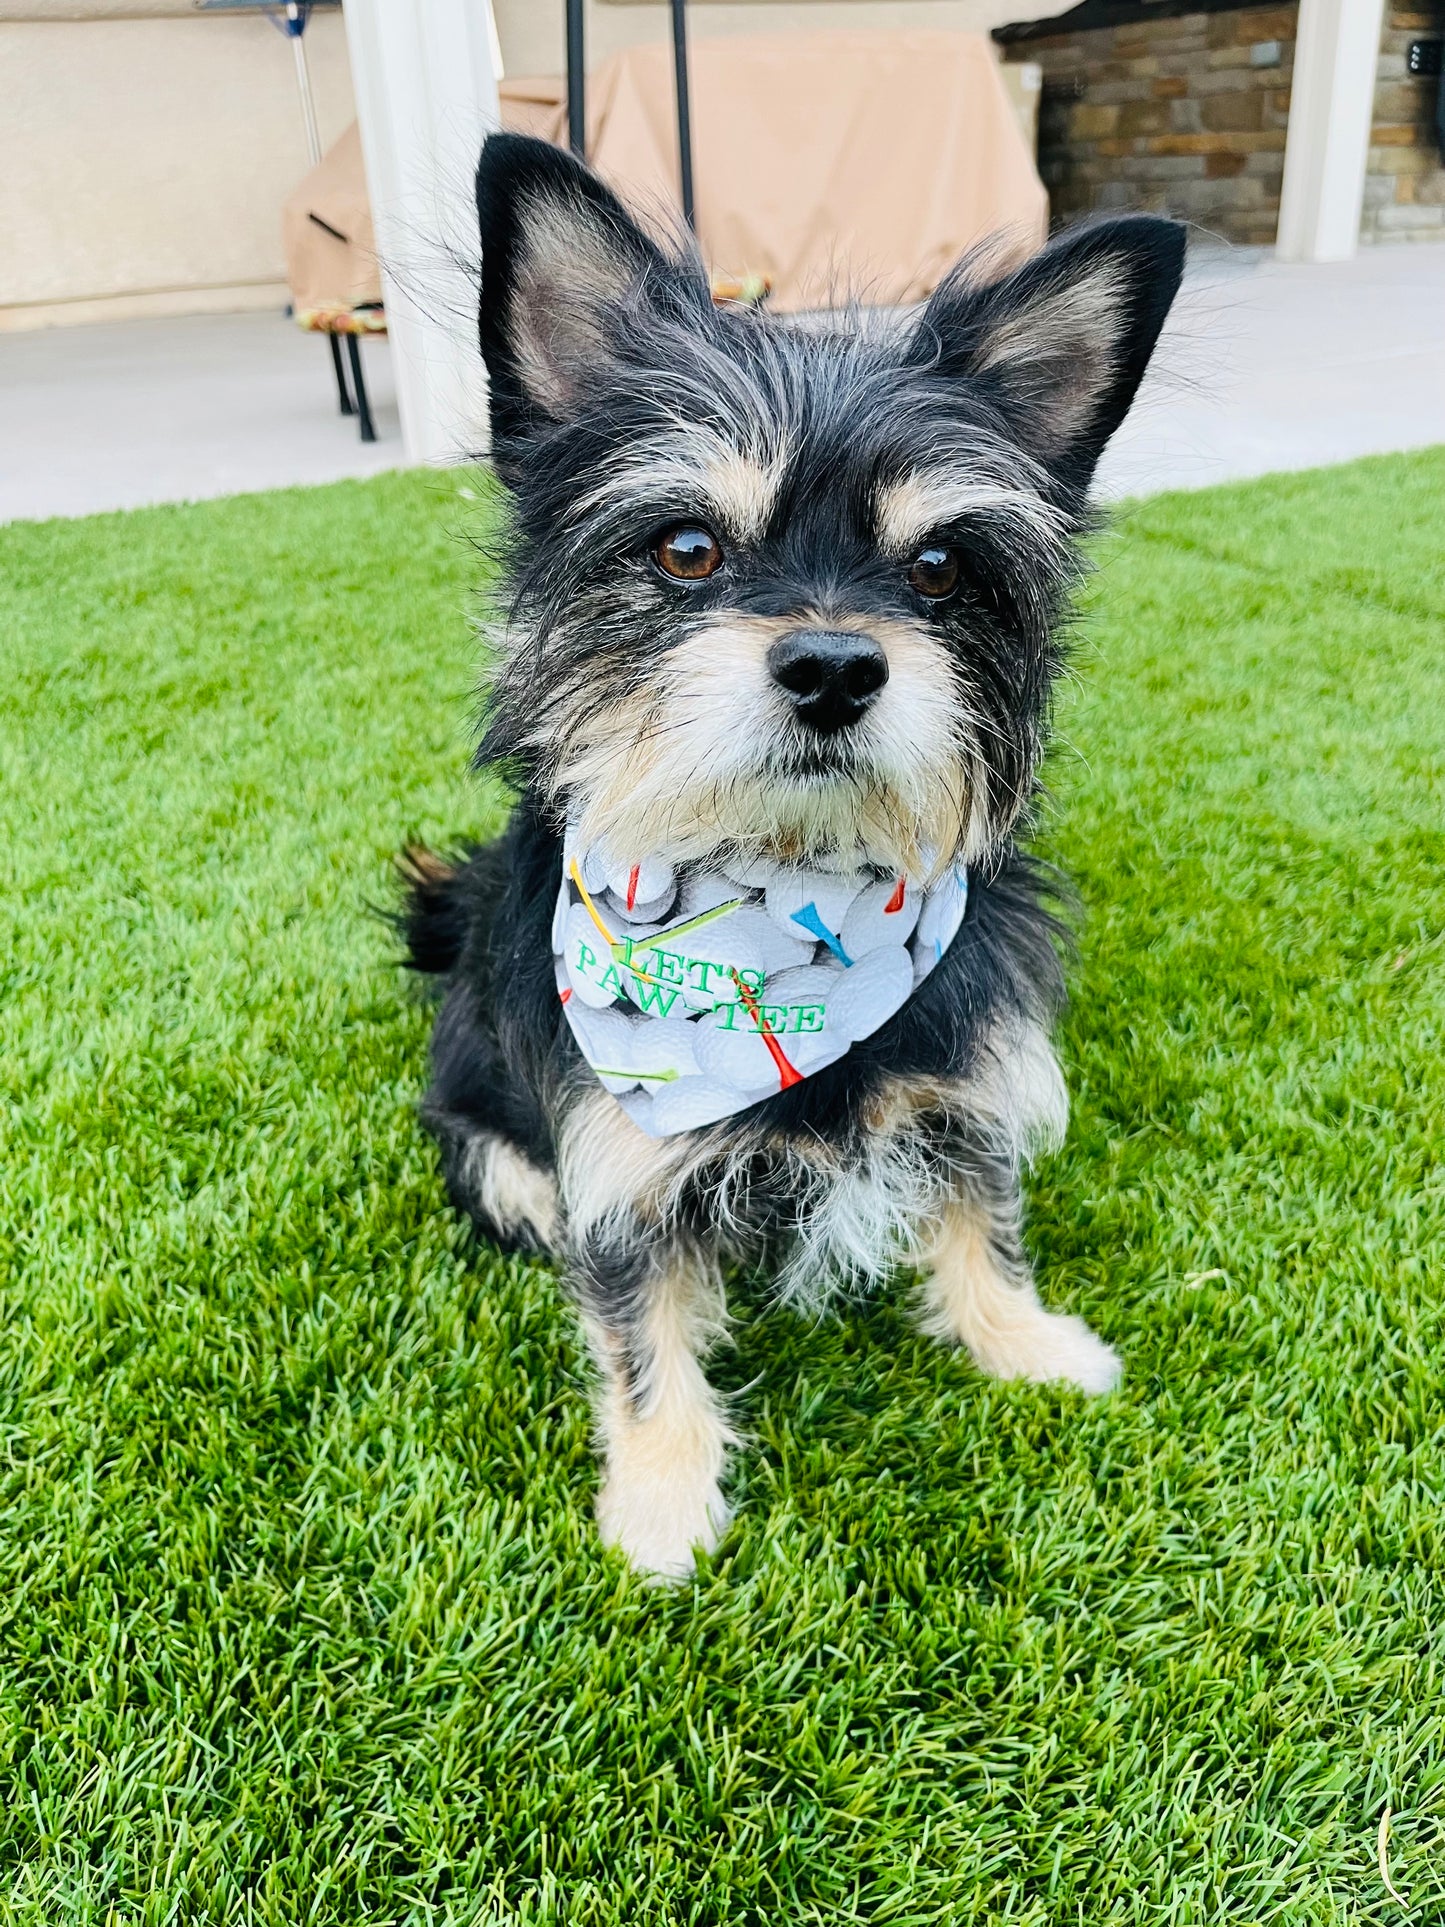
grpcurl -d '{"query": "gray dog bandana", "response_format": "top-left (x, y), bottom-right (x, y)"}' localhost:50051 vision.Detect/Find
top-left (554, 829), bottom-right (969, 1136)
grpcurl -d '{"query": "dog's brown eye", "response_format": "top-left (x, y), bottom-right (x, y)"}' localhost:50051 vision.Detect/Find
top-left (908, 545), bottom-right (960, 600)
top-left (654, 525), bottom-right (723, 582)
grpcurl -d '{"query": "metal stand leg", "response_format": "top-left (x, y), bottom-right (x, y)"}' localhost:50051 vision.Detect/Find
top-left (671, 0), bottom-right (695, 231)
top-left (345, 334), bottom-right (376, 443)
top-left (566, 0), bottom-right (585, 156)
top-left (328, 332), bottom-right (355, 415)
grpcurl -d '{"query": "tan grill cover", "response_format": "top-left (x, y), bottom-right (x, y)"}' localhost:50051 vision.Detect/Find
top-left (281, 122), bottom-right (382, 315)
top-left (499, 31), bottom-right (1046, 312)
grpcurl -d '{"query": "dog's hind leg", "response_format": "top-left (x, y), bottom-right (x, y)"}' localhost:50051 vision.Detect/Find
top-left (573, 1222), bottom-right (735, 1581)
top-left (421, 978), bottom-right (560, 1257)
top-left (915, 1171), bottom-right (1120, 1395)
top-left (427, 1106), bottom-right (560, 1256)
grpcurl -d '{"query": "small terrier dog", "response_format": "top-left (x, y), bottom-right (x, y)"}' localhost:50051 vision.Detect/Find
top-left (403, 133), bottom-right (1184, 1578)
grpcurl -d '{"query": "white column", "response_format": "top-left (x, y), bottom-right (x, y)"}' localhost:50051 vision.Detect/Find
top-left (342, 0), bottom-right (502, 463)
top-left (1276, 0), bottom-right (1385, 263)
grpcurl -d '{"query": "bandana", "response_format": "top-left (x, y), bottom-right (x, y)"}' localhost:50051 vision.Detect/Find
top-left (553, 829), bottom-right (969, 1137)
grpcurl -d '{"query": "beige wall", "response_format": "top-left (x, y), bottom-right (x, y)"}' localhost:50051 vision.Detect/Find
top-left (0, 8), bottom-right (355, 330)
top-left (494, 0), bottom-right (1069, 76)
top-left (1, 0), bottom-right (1057, 333)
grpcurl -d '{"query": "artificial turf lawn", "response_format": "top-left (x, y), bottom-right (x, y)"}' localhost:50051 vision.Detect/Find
top-left (1, 448), bottom-right (1442, 1925)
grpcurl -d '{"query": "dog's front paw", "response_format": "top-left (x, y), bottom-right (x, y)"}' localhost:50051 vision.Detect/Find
top-left (970, 1306), bottom-right (1122, 1396)
top-left (596, 1469), bottom-right (731, 1582)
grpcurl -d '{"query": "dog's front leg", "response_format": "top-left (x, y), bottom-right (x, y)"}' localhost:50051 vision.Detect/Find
top-left (571, 1224), bottom-right (735, 1580)
top-left (915, 1174), bottom-right (1121, 1395)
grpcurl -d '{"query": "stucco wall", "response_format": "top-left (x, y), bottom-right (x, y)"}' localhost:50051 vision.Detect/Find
top-left (1, 0), bottom-right (1059, 333)
top-left (0, 8), bottom-right (355, 330)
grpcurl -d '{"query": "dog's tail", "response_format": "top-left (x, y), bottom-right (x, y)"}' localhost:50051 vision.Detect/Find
top-left (395, 844), bottom-right (470, 975)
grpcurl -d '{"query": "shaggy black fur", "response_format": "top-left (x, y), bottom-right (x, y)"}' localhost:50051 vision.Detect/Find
top-left (397, 133), bottom-right (1183, 1572)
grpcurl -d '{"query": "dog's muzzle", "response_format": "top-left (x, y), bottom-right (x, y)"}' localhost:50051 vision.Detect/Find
top-left (767, 629), bottom-right (888, 735)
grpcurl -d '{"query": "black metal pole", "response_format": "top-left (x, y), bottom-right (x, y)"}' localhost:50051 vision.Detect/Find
top-left (566, 0), bottom-right (586, 157)
top-left (670, 0), bottom-right (695, 231)
top-left (328, 332), bottom-right (354, 416)
top-left (346, 335), bottom-right (376, 443)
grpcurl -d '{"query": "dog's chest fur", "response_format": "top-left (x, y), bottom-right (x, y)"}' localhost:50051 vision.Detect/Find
top-left (418, 797), bottom-right (1071, 1304)
top-left (586, 1017), bottom-right (1067, 1301)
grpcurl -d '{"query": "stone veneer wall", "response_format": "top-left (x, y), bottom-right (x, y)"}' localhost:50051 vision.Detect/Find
top-left (999, 5), bottom-right (1297, 247)
top-left (1362, 2), bottom-right (1445, 243)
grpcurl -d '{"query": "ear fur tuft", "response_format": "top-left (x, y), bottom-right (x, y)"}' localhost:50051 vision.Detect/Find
top-left (910, 215), bottom-right (1186, 492)
top-left (476, 133), bottom-right (697, 467)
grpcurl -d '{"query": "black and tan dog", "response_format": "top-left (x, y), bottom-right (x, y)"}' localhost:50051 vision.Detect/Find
top-left (402, 133), bottom-right (1184, 1578)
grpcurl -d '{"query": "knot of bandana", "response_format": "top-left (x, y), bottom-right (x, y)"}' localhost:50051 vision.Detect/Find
top-left (553, 836), bottom-right (969, 1137)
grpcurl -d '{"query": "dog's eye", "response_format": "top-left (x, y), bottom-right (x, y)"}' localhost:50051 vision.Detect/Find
top-left (654, 525), bottom-right (723, 582)
top-left (908, 545), bottom-right (961, 600)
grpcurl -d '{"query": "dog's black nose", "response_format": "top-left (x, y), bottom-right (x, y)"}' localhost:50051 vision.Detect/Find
top-left (767, 629), bottom-right (889, 733)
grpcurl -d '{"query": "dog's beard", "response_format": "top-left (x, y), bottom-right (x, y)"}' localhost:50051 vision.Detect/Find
top-left (523, 614), bottom-right (1011, 881)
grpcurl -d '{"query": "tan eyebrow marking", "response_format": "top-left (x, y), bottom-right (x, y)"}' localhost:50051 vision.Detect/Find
top-left (572, 435), bottom-right (790, 544)
top-left (873, 472), bottom-right (1067, 557)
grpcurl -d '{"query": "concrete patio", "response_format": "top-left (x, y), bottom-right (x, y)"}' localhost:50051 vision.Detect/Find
top-left (1096, 241), bottom-right (1445, 499)
top-left (2, 241), bottom-right (1442, 525)
top-left (1, 310), bottom-right (404, 524)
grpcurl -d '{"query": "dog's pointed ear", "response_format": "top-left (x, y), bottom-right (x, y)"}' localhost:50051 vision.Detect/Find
top-left (909, 215), bottom-right (1186, 491)
top-left (476, 132), bottom-right (690, 463)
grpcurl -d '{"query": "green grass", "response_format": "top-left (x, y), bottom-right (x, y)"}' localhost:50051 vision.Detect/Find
top-left (1, 448), bottom-right (1442, 1924)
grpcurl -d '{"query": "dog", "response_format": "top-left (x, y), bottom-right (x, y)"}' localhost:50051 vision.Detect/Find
top-left (401, 132), bottom-right (1184, 1579)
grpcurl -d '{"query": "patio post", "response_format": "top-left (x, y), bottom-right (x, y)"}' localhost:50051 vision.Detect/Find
top-left (341, 0), bottom-right (502, 463)
top-left (1276, 0), bottom-right (1385, 262)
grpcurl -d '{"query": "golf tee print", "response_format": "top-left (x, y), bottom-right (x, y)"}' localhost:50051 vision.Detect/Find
top-left (554, 831), bottom-right (969, 1136)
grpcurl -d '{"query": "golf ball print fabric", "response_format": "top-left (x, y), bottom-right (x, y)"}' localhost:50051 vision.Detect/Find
top-left (554, 831), bottom-right (971, 1136)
